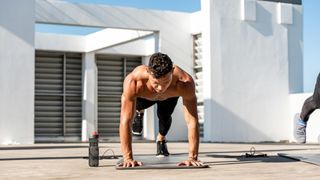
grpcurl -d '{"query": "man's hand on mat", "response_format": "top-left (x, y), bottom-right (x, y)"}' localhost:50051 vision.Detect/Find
top-left (119, 159), bottom-right (143, 167)
top-left (177, 159), bottom-right (203, 167)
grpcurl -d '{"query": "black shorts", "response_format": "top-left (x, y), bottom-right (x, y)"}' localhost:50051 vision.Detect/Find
top-left (136, 97), bottom-right (179, 136)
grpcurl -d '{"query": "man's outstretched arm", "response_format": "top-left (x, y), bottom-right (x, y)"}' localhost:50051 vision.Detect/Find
top-left (119, 78), bottom-right (142, 167)
top-left (179, 79), bottom-right (202, 166)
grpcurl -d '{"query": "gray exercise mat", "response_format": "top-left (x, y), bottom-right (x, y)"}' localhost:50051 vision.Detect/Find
top-left (278, 153), bottom-right (320, 166)
top-left (116, 155), bottom-right (209, 170)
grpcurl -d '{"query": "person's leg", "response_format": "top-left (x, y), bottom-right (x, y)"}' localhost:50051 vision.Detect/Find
top-left (300, 96), bottom-right (318, 122)
top-left (155, 97), bottom-right (179, 156)
top-left (300, 72), bottom-right (320, 121)
top-left (295, 73), bottom-right (320, 143)
top-left (132, 98), bottom-right (156, 135)
top-left (295, 96), bottom-right (318, 143)
top-left (156, 97), bottom-right (179, 139)
top-left (313, 72), bottom-right (320, 107)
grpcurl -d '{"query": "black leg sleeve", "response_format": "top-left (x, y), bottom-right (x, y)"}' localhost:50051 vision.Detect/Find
top-left (313, 73), bottom-right (320, 107)
top-left (300, 72), bottom-right (320, 121)
top-left (300, 96), bottom-right (318, 121)
top-left (156, 97), bottom-right (179, 136)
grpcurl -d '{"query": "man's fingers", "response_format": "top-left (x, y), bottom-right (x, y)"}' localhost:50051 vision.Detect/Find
top-left (192, 160), bottom-right (204, 166)
top-left (121, 160), bottom-right (143, 168)
top-left (184, 161), bottom-right (190, 166)
top-left (191, 161), bottom-right (198, 166)
top-left (177, 161), bottom-right (186, 166)
top-left (130, 161), bottom-right (137, 167)
top-left (117, 163), bottom-right (123, 167)
top-left (178, 160), bottom-right (191, 166)
top-left (178, 160), bottom-right (203, 167)
top-left (194, 161), bottom-right (203, 166)
top-left (192, 160), bottom-right (200, 166)
top-left (137, 161), bottom-right (143, 166)
top-left (124, 161), bottom-right (133, 167)
top-left (123, 160), bottom-right (203, 168)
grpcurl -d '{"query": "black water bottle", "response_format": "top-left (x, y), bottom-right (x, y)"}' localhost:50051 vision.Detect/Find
top-left (88, 132), bottom-right (99, 167)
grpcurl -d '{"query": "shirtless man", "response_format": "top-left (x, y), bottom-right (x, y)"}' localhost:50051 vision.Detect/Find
top-left (119, 52), bottom-right (202, 167)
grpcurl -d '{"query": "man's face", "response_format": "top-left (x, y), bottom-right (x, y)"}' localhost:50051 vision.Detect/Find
top-left (148, 72), bottom-right (173, 93)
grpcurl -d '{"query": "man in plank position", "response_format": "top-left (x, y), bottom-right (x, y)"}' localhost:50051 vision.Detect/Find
top-left (119, 52), bottom-right (202, 167)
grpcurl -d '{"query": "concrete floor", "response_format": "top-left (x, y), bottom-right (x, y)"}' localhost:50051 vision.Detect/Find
top-left (1, 142), bottom-right (320, 179)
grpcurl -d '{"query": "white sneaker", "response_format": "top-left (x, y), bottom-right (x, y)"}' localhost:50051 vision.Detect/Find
top-left (294, 114), bottom-right (307, 144)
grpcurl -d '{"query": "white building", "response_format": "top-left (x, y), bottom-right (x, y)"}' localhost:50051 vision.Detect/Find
top-left (2, 0), bottom-right (319, 145)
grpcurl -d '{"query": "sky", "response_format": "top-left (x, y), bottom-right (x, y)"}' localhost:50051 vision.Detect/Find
top-left (36, 0), bottom-right (319, 93)
top-left (303, 0), bottom-right (320, 92)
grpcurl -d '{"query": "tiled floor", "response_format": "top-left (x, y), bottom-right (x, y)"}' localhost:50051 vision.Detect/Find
top-left (1, 142), bottom-right (320, 179)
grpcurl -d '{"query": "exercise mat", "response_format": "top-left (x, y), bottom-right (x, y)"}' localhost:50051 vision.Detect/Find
top-left (278, 152), bottom-right (320, 166)
top-left (116, 154), bottom-right (209, 170)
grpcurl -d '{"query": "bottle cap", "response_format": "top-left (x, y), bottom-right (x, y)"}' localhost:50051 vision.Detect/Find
top-left (92, 131), bottom-right (99, 139)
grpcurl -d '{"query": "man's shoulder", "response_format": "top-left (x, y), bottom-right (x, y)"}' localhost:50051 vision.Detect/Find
top-left (173, 65), bottom-right (194, 82)
top-left (123, 66), bottom-right (147, 95)
top-left (130, 65), bottom-right (148, 78)
top-left (172, 66), bottom-right (195, 96)
top-left (124, 65), bottom-right (147, 81)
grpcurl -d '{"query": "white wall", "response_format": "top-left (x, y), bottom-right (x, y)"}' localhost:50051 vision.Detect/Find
top-left (86, 28), bottom-right (153, 52)
top-left (190, 11), bottom-right (203, 34)
top-left (202, 0), bottom-right (303, 142)
top-left (287, 3), bottom-right (303, 93)
top-left (35, 29), bottom-right (153, 53)
top-left (82, 52), bottom-right (97, 141)
top-left (35, 32), bottom-right (86, 52)
top-left (96, 35), bottom-right (156, 56)
top-left (0, 0), bottom-right (35, 144)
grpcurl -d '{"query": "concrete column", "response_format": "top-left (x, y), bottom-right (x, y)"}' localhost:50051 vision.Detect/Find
top-left (82, 52), bottom-right (98, 141)
top-left (142, 56), bottom-right (156, 141)
top-left (201, 0), bottom-right (215, 142)
top-left (0, 0), bottom-right (35, 144)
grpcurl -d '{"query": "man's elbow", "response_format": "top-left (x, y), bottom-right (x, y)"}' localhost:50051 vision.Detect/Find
top-left (187, 119), bottom-right (199, 128)
top-left (120, 118), bottom-right (130, 128)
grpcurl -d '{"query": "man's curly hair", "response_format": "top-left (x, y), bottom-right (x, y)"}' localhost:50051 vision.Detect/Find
top-left (148, 52), bottom-right (173, 78)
